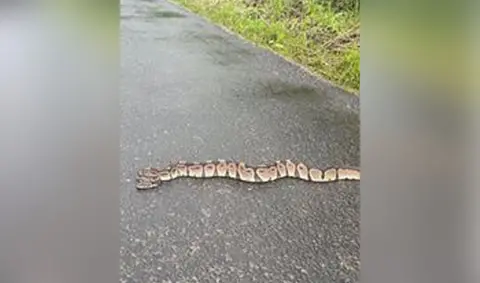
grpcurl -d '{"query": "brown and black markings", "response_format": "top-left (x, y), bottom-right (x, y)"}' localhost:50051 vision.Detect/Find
top-left (136, 159), bottom-right (360, 190)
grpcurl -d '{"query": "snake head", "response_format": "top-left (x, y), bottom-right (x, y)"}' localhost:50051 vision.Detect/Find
top-left (136, 167), bottom-right (163, 190)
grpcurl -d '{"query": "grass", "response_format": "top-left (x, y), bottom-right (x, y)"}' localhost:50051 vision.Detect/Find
top-left (172, 0), bottom-right (360, 94)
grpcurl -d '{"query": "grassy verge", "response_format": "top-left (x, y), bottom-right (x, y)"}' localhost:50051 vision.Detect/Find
top-left (172, 0), bottom-right (360, 94)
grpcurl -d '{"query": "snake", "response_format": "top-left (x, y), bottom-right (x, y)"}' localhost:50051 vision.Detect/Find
top-left (136, 159), bottom-right (360, 190)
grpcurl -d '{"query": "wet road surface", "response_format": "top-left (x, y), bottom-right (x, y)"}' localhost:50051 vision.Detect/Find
top-left (121, 0), bottom-right (360, 282)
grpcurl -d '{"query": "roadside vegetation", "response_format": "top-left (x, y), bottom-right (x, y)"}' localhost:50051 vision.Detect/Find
top-left (173, 0), bottom-right (360, 94)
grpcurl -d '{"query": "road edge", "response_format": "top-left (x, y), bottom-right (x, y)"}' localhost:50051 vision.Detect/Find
top-left (165, 0), bottom-right (360, 98)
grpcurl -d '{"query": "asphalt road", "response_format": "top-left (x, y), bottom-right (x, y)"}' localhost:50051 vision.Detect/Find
top-left (120, 0), bottom-right (360, 282)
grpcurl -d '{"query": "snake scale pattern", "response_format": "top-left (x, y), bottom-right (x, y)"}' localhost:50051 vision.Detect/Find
top-left (136, 159), bottom-right (360, 190)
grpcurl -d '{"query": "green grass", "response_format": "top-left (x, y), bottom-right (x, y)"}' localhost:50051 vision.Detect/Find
top-left (173, 0), bottom-right (360, 93)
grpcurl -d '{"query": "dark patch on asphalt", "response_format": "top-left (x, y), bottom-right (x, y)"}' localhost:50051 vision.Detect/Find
top-left (149, 8), bottom-right (185, 18)
top-left (193, 32), bottom-right (228, 44)
top-left (204, 48), bottom-right (252, 66)
top-left (182, 30), bottom-right (256, 66)
top-left (253, 79), bottom-right (320, 99)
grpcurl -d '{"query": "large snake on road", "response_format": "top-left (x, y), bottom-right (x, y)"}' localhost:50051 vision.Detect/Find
top-left (136, 159), bottom-right (360, 190)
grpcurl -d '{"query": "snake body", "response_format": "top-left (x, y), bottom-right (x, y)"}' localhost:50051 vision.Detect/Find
top-left (136, 159), bottom-right (360, 190)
